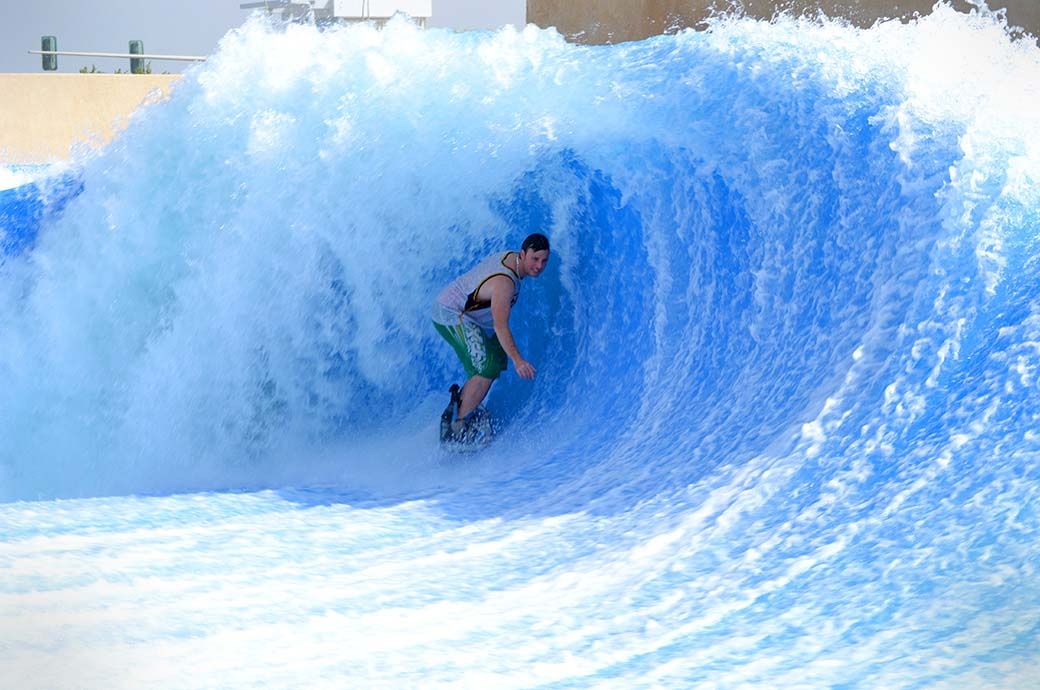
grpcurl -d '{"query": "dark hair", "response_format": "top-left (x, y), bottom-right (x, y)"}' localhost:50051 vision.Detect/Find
top-left (521, 233), bottom-right (550, 253)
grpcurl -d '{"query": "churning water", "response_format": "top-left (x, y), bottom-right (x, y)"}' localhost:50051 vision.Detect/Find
top-left (2, 4), bottom-right (1039, 687)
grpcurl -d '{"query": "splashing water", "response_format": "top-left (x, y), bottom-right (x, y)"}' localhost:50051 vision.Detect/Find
top-left (1, 5), bottom-right (1039, 687)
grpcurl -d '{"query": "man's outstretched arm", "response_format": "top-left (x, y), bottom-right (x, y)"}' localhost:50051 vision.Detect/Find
top-left (489, 276), bottom-right (536, 380)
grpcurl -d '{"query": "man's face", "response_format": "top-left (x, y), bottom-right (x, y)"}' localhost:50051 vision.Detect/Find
top-left (520, 249), bottom-right (550, 278)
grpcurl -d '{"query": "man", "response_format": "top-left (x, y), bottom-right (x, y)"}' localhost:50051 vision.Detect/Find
top-left (432, 233), bottom-right (550, 440)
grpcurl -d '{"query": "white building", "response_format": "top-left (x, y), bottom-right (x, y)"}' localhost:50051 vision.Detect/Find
top-left (240, 0), bottom-right (432, 28)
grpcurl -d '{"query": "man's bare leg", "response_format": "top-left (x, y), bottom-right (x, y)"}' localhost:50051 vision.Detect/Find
top-left (457, 375), bottom-right (493, 421)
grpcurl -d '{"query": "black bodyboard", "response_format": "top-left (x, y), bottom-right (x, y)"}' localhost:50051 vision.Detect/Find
top-left (439, 384), bottom-right (493, 453)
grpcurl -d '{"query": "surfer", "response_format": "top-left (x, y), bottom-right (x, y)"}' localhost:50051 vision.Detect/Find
top-left (433, 233), bottom-right (550, 441)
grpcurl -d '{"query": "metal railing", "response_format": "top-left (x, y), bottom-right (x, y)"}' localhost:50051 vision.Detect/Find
top-left (28, 50), bottom-right (206, 62)
top-left (29, 37), bottom-right (206, 72)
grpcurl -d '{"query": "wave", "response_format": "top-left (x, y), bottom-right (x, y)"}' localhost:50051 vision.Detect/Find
top-left (1, 4), bottom-right (1038, 517)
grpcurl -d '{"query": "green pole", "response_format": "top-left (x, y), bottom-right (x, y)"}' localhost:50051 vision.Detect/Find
top-left (129, 40), bottom-right (144, 74)
top-left (41, 36), bottom-right (57, 71)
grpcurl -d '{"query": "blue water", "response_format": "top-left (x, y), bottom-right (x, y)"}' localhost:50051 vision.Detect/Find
top-left (2, 5), bottom-right (1039, 687)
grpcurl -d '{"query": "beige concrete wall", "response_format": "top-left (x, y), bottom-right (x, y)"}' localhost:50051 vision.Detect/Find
top-left (527, 0), bottom-right (1040, 44)
top-left (0, 74), bottom-right (181, 166)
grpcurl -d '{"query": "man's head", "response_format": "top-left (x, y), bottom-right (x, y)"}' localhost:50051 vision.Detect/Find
top-left (519, 233), bottom-right (550, 278)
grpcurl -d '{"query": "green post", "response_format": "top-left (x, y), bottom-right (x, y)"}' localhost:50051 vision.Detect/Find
top-left (41, 36), bottom-right (57, 71)
top-left (129, 40), bottom-right (144, 74)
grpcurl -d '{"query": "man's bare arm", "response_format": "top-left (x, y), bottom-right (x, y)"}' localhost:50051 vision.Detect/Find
top-left (489, 276), bottom-right (536, 380)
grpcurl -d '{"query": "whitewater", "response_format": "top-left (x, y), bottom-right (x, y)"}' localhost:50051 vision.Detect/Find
top-left (2, 4), bottom-right (1039, 688)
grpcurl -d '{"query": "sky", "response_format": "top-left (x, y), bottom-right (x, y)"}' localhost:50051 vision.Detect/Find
top-left (0, 0), bottom-right (527, 74)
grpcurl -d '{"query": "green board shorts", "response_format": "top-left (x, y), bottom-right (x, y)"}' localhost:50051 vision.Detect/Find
top-left (434, 320), bottom-right (508, 380)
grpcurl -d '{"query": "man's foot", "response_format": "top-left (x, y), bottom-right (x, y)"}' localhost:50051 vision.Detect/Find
top-left (451, 407), bottom-right (491, 445)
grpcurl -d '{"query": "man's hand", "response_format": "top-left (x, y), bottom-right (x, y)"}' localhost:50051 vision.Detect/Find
top-left (513, 358), bottom-right (537, 380)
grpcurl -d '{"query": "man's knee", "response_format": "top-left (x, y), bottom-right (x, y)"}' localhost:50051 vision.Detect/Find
top-left (473, 362), bottom-right (504, 380)
top-left (473, 347), bottom-right (507, 379)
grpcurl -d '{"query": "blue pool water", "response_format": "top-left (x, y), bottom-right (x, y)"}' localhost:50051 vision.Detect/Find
top-left (2, 5), bottom-right (1039, 687)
